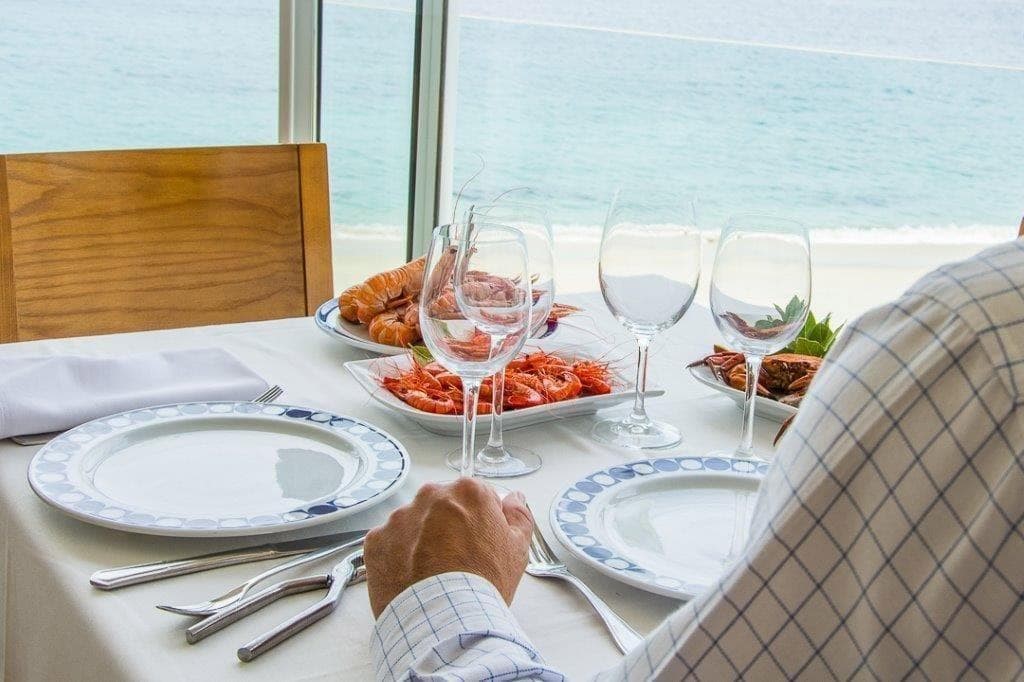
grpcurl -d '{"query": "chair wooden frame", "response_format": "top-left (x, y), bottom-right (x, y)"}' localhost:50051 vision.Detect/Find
top-left (0, 144), bottom-right (333, 342)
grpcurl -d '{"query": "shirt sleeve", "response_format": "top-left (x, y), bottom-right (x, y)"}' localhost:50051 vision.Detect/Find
top-left (371, 571), bottom-right (566, 681)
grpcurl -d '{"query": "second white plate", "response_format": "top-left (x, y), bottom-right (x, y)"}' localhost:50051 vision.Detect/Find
top-left (550, 456), bottom-right (768, 600)
top-left (345, 352), bottom-right (665, 436)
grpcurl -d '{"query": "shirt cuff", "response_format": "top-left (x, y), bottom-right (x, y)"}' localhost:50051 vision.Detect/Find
top-left (370, 571), bottom-right (543, 681)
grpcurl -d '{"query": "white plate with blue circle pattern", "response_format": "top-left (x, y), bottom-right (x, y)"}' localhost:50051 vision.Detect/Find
top-left (27, 401), bottom-right (409, 537)
top-left (550, 456), bottom-right (768, 600)
top-left (315, 297), bottom-right (566, 356)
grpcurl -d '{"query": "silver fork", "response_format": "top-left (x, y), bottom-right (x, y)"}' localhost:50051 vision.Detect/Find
top-left (252, 384), bottom-right (284, 404)
top-left (156, 533), bottom-right (365, 617)
top-left (526, 522), bottom-right (643, 655)
top-left (11, 384), bottom-right (283, 446)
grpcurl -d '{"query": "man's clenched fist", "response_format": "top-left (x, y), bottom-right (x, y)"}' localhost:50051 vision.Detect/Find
top-left (363, 478), bottom-right (534, 618)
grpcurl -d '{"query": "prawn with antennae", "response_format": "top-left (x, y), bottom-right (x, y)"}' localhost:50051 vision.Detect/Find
top-left (450, 152), bottom-right (487, 225)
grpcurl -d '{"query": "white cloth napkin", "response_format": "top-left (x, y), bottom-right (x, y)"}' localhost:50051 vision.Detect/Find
top-left (0, 348), bottom-right (268, 438)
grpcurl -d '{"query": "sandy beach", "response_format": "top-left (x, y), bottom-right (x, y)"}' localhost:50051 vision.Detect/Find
top-left (331, 227), bottom-right (1010, 326)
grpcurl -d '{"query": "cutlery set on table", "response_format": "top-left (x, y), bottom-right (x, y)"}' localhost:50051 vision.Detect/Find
top-left (90, 529), bottom-right (368, 661)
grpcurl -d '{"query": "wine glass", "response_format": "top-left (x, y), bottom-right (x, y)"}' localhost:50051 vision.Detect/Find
top-left (592, 190), bottom-right (701, 449)
top-left (461, 201), bottom-right (554, 477)
top-left (709, 215), bottom-right (811, 459)
top-left (418, 222), bottom-right (532, 477)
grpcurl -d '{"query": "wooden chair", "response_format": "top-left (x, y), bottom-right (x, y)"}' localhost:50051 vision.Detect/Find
top-left (0, 144), bottom-right (332, 342)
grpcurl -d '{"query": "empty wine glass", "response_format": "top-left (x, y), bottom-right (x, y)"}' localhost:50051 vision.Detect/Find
top-left (592, 191), bottom-right (701, 449)
top-left (418, 222), bottom-right (532, 477)
top-left (461, 201), bottom-right (554, 477)
top-left (710, 215), bottom-right (811, 459)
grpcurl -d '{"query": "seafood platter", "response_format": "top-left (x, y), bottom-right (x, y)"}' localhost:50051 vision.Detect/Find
top-left (317, 258), bottom-right (582, 355)
top-left (687, 349), bottom-right (812, 423)
top-left (686, 311), bottom-right (841, 423)
top-left (346, 349), bottom-right (665, 435)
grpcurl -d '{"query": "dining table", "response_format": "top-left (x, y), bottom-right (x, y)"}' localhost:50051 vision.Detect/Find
top-left (0, 293), bottom-right (779, 681)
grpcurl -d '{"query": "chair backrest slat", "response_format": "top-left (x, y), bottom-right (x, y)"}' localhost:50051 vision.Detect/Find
top-left (0, 144), bottom-right (332, 342)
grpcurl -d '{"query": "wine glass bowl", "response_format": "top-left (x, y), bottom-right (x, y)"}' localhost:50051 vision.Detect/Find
top-left (420, 224), bottom-right (531, 380)
top-left (469, 202), bottom-right (555, 336)
top-left (599, 227), bottom-right (699, 337)
top-left (592, 191), bottom-right (701, 450)
top-left (710, 219), bottom-right (811, 356)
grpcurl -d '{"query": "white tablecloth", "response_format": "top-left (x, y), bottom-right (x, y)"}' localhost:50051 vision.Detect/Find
top-left (0, 295), bottom-right (777, 681)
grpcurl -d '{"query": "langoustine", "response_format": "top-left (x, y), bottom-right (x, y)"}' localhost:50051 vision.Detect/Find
top-left (338, 257), bottom-right (426, 325)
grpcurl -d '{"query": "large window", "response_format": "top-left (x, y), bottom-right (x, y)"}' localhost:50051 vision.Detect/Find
top-left (3, 1), bottom-right (1020, 318)
top-left (320, 0), bottom-right (416, 289)
top-left (0, 0), bottom-right (278, 152)
top-left (450, 1), bottom-right (1024, 318)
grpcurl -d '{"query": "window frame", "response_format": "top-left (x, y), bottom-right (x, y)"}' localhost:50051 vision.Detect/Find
top-left (292, 0), bottom-right (457, 263)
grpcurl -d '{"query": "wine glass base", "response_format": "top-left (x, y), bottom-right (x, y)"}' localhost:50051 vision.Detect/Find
top-left (591, 418), bottom-right (682, 450)
top-left (445, 445), bottom-right (542, 479)
top-left (706, 448), bottom-right (765, 462)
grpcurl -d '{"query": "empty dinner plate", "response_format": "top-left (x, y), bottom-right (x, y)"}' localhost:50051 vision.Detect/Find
top-left (550, 456), bottom-right (768, 599)
top-left (27, 402), bottom-right (409, 537)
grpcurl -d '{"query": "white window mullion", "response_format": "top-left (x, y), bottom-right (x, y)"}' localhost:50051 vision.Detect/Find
top-left (279, 0), bottom-right (320, 143)
top-left (408, 0), bottom-right (457, 259)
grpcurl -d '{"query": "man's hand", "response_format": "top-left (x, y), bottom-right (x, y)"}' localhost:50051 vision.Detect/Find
top-left (363, 478), bottom-right (534, 618)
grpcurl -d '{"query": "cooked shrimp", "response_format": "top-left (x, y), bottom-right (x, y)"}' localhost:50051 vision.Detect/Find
top-left (540, 370), bottom-right (583, 402)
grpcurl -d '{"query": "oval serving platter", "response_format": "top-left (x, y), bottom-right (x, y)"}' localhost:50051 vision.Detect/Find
top-left (28, 401), bottom-right (409, 537)
top-left (315, 297), bottom-right (563, 356)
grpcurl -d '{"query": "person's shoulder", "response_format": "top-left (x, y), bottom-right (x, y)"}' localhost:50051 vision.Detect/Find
top-left (905, 240), bottom-right (1024, 312)
top-left (899, 240), bottom-right (1024, 400)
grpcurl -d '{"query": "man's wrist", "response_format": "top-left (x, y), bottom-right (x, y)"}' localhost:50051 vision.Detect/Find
top-left (371, 572), bottom-right (536, 680)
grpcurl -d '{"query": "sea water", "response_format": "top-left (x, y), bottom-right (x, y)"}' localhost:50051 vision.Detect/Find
top-left (2, 0), bottom-right (1022, 241)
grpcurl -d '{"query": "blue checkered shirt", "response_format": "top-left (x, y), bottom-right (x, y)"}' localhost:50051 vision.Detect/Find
top-left (371, 240), bottom-right (1024, 680)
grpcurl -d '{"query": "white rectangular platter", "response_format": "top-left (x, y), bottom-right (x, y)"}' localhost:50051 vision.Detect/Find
top-left (346, 353), bottom-right (665, 436)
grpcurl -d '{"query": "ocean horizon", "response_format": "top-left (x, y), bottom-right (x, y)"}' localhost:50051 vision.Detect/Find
top-left (3, 0), bottom-right (1022, 240)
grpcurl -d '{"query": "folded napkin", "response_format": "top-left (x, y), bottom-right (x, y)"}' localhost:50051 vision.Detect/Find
top-left (0, 349), bottom-right (268, 439)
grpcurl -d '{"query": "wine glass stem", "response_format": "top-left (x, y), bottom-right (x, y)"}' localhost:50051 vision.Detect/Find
top-left (460, 379), bottom-right (482, 478)
top-left (480, 369), bottom-right (507, 464)
top-left (737, 354), bottom-right (763, 458)
top-left (627, 336), bottom-right (653, 426)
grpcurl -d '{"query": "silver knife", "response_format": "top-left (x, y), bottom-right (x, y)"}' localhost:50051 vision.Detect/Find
top-left (89, 529), bottom-right (368, 590)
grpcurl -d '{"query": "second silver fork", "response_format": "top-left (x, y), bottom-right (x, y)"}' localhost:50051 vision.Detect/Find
top-left (156, 533), bottom-right (365, 617)
top-left (525, 522), bottom-right (643, 655)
